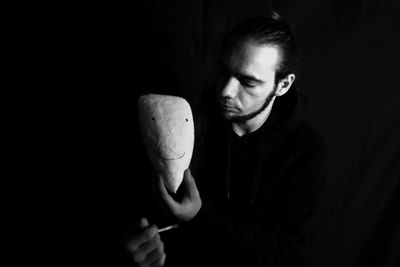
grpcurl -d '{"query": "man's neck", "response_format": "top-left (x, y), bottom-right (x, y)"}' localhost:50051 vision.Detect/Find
top-left (231, 99), bottom-right (276, 137)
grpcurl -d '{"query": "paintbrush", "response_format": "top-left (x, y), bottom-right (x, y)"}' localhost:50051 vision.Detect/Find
top-left (157, 224), bottom-right (179, 233)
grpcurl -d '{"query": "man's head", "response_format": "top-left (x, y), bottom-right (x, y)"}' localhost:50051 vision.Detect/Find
top-left (221, 12), bottom-right (298, 84)
top-left (215, 12), bottom-right (298, 127)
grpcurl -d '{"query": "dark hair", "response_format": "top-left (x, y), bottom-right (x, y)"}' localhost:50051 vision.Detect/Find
top-left (222, 11), bottom-right (299, 83)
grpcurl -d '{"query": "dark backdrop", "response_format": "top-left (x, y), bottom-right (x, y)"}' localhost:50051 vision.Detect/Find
top-left (73, 1), bottom-right (399, 266)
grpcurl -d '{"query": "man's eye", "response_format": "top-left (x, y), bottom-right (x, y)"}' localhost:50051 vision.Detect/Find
top-left (240, 80), bottom-right (256, 87)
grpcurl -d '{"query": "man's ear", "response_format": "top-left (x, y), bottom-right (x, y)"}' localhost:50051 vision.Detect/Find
top-left (275, 74), bottom-right (295, 97)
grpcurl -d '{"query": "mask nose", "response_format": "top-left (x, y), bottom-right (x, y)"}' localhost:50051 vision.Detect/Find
top-left (220, 77), bottom-right (239, 99)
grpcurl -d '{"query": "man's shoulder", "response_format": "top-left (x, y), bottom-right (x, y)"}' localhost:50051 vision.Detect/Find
top-left (278, 120), bottom-right (329, 191)
top-left (295, 120), bottom-right (325, 140)
top-left (287, 119), bottom-right (329, 154)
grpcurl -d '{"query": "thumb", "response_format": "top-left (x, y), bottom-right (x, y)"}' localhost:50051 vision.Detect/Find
top-left (183, 169), bottom-right (199, 198)
top-left (122, 217), bottom-right (149, 243)
top-left (138, 217), bottom-right (149, 229)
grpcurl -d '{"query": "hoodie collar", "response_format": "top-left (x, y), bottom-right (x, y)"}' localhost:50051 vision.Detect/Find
top-left (231, 85), bottom-right (308, 144)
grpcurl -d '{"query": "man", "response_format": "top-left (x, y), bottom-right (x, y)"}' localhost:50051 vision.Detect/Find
top-left (127, 12), bottom-right (328, 267)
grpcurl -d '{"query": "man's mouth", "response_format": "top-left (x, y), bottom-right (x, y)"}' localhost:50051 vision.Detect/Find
top-left (219, 104), bottom-right (236, 111)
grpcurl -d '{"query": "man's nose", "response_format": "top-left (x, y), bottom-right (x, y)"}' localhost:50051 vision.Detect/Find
top-left (220, 77), bottom-right (239, 99)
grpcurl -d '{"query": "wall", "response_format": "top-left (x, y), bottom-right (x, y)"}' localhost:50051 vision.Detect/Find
top-left (101, 1), bottom-right (400, 266)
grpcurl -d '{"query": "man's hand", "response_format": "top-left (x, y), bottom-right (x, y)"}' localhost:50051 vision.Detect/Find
top-left (157, 169), bottom-right (202, 222)
top-left (126, 218), bottom-right (166, 267)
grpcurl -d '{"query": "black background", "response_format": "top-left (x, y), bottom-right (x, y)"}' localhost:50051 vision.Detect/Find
top-left (26, 1), bottom-right (399, 266)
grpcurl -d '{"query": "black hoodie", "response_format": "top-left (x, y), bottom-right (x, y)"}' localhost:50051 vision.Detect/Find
top-left (161, 87), bottom-right (328, 267)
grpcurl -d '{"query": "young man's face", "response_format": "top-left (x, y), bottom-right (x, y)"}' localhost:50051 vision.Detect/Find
top-left (216, 39), bottom-right (280, 123)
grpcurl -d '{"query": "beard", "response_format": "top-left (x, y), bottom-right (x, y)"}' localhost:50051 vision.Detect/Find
top-left (222, 85), bottom-right (277, 123)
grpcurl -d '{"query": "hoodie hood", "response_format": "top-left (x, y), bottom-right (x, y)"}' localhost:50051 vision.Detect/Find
top-left (242, 84), bottom-right (308, 142)
top-left (192, 85), bottom-right (309, 206)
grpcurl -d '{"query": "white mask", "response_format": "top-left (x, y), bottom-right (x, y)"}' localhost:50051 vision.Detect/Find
top-left (138, 94), bottom-right (194, 193)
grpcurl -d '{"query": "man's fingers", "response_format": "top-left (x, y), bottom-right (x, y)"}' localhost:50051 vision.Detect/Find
top-left (183, 169), bottom-right (200, 199)
top-left (127, 224), bottom-right (158, 252)
top-left (132, 234), bottom-right (162, 264)
top-left (141, 233), bottom-right (161, 253)
top-left (122, 217), bottom-right (149, 244)
top-left (139, 217), bottom-right (149, 228)
top-left (149, 253), bottom-right (166, 267)
top-left (157, 175), bottom-right (179, 210)
top-left (156, 170), bottom-right (202, 222)
top-left (145, 240), bottom-right (165, 265)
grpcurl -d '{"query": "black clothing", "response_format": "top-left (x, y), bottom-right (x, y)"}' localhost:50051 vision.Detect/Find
top-left (162, 87), bottom-right (329, 267)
